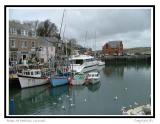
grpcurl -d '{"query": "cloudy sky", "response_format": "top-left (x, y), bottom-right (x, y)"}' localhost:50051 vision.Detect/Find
top-left (9, 7), bottom-right (151, 50)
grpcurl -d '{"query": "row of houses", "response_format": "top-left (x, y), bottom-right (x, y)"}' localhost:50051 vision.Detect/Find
top-left (9, 21), bottom-right (57, 66)
top-left (9, 21), bottom-right (125, 66)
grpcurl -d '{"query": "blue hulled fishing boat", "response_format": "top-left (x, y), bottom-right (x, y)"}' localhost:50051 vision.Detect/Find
top-left (50, 9), bottom-right (72, 87)
top-left (50, 72), bottom-right (71, 87)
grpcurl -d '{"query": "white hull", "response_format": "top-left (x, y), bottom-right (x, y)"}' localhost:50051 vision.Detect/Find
top-left (69, 64), bottom-right (98, 73)
top-left (91, 78), bottom-right (100, 84)
top-left (98, 61), bottom-right (105, 66)
top-left (70, 78), bottom-right (85, 85)
top-left (86, 71), bottom-right (100, 85)
top-left (87, 78), bottom-right (100, 84)
top-left (81, 65), bottom-right (98, 73)
top-left (18, 76), bottom-right (49, 88)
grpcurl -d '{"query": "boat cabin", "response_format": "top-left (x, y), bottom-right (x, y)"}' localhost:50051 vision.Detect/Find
top-left (87, 72), bottom-right (100, 78)
top-left (21, 69), bottom-right (42, 78)
top-left (69, 55), bottom-right (96, 65)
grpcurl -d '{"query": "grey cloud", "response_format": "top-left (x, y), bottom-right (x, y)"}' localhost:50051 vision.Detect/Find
top-left (9, 8), bottom-right (151, 49)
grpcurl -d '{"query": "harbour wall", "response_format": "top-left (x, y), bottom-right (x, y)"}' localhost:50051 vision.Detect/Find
top-left (103, 55), bottom-right (151, 65)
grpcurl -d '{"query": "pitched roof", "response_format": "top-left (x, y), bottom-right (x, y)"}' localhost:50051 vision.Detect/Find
top-left (37, 37), bottom-right (59, 46)
top-left (9, 20), bottom-right (36, 31)
top-left (108, 41), bottom-right (122, 48)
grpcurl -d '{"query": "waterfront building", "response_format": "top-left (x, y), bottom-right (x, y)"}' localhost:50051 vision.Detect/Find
top-left (9, 20), bottom-right (57, 66)
top-left (37, 37), bottom-right (56, 63)
top-left (9, 20), bottom-right (38, 66)
top-left (102, 41), bottom-right (123, 56)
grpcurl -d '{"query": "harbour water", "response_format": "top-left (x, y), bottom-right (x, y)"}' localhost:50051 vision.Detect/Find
top-left (9, 63), bottom-right (151, 115)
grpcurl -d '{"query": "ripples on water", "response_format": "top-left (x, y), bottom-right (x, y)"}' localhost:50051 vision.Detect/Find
top-left (9, 63), bottom-right (151, 115)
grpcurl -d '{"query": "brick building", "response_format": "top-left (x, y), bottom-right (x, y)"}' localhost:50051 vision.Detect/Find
top-left (102, 41), bottom-right (123, 56)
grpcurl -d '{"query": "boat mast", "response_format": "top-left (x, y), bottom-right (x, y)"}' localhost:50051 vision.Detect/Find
top-left (94, 31), bottom-right (96, 58)
top-left (84, 31), bottom-right (87, 50)
top-left (62, 24), bottom-right (67, 56)
top-left (55, 9), bottom-right (65, 73)
top-left (59, 9), bottom-right (65, 43)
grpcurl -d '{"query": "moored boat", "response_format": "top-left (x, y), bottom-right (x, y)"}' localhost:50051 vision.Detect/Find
top-left (69, 73), bottom-right (86, 85)
top-left (69, 54), bottom-right (98, 73)
top-left (50, 72), bottom-right (71, 87)
top-left (85, 71), bottom-right (100, 84)
top-left (18, 69), bottom-right (49, 88)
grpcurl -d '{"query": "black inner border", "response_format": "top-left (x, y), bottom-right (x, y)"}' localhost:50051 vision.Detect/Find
top-left (4, 5), bottom-right (155, 118)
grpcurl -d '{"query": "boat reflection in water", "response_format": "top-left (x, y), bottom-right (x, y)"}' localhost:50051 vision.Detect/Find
top-left (86, 82), bottom-right (101, 92)
top-left (9, 83), bottom-right (92, 115)
top-left (9, 84), bottom-right (51, 115)
top-left (9, 62), bottom-right (151, 115)
top-left (50, 85), bottom-right (69, 97)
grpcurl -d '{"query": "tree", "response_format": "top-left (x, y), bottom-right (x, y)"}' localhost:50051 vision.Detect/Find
top-left (36, 19), bottom-right (59, 37)
top-left (69, 38), bottom-right (77, 46)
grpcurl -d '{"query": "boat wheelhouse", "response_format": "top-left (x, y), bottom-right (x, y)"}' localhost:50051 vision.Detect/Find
top-left (85, 71), bottom-right (100, 84)
top-left (18, 69), bottom-right (49, 88)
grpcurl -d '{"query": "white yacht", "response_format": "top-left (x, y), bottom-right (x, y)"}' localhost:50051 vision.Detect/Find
top-left (69, 54), bottom-right (98, 73)
top-left (18, 69), bottom-right (49, 88)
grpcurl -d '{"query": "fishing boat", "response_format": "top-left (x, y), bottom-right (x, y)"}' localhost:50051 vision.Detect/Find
top-left (85, 71), bottom-right (100, 84)
top-left (69, 54), bottom-right (98, 73)
top-left (69, 73), bottom-right (86, 85)
top-left (18, 69), bottom-right (49, 88)
top-left (49, 10), bottom-right (72, 87)
top-left (50, 71), bottom-right (71, 87)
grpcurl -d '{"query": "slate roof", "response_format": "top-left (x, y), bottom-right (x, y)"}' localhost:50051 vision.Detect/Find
top-left (108, 41), bottom-right (122, 48)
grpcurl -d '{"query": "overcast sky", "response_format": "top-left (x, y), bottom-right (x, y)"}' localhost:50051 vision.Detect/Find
top-left (9, 7), bottom-right (151, 50)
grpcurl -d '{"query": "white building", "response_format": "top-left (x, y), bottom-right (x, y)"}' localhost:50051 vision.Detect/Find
top-left (38, 37), bottom-right (56, 63)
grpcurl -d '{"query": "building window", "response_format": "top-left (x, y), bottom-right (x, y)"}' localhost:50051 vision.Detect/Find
top-left (10, 52), bottom-right (17, 62)
top-left (22, 41), bottom-right (27, 48)
top-left (10, 28), bottom-right (17, 35)
top-left (32, 42), bottom-right (35, 48)
top-left (32, 31), bottom-right (36, 37)
top-left (10, 40), bottom-right (16, 48)
top-left (21, 30), bottom-right (28, 36)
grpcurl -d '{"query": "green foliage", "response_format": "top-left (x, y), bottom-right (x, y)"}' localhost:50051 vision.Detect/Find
top-left (36, 19), bottom-right (59, 37)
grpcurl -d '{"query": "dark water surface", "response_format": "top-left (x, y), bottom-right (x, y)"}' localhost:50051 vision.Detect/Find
top-left (9, 63), bottom-right (151, 115)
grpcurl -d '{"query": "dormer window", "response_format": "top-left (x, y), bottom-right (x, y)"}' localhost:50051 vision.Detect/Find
top-left (10, 28), bottom-right (17, 35)
top-left (21, 30), bottom-right (28, 36)
top-left (32, 31), bottom-right (36, 37)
